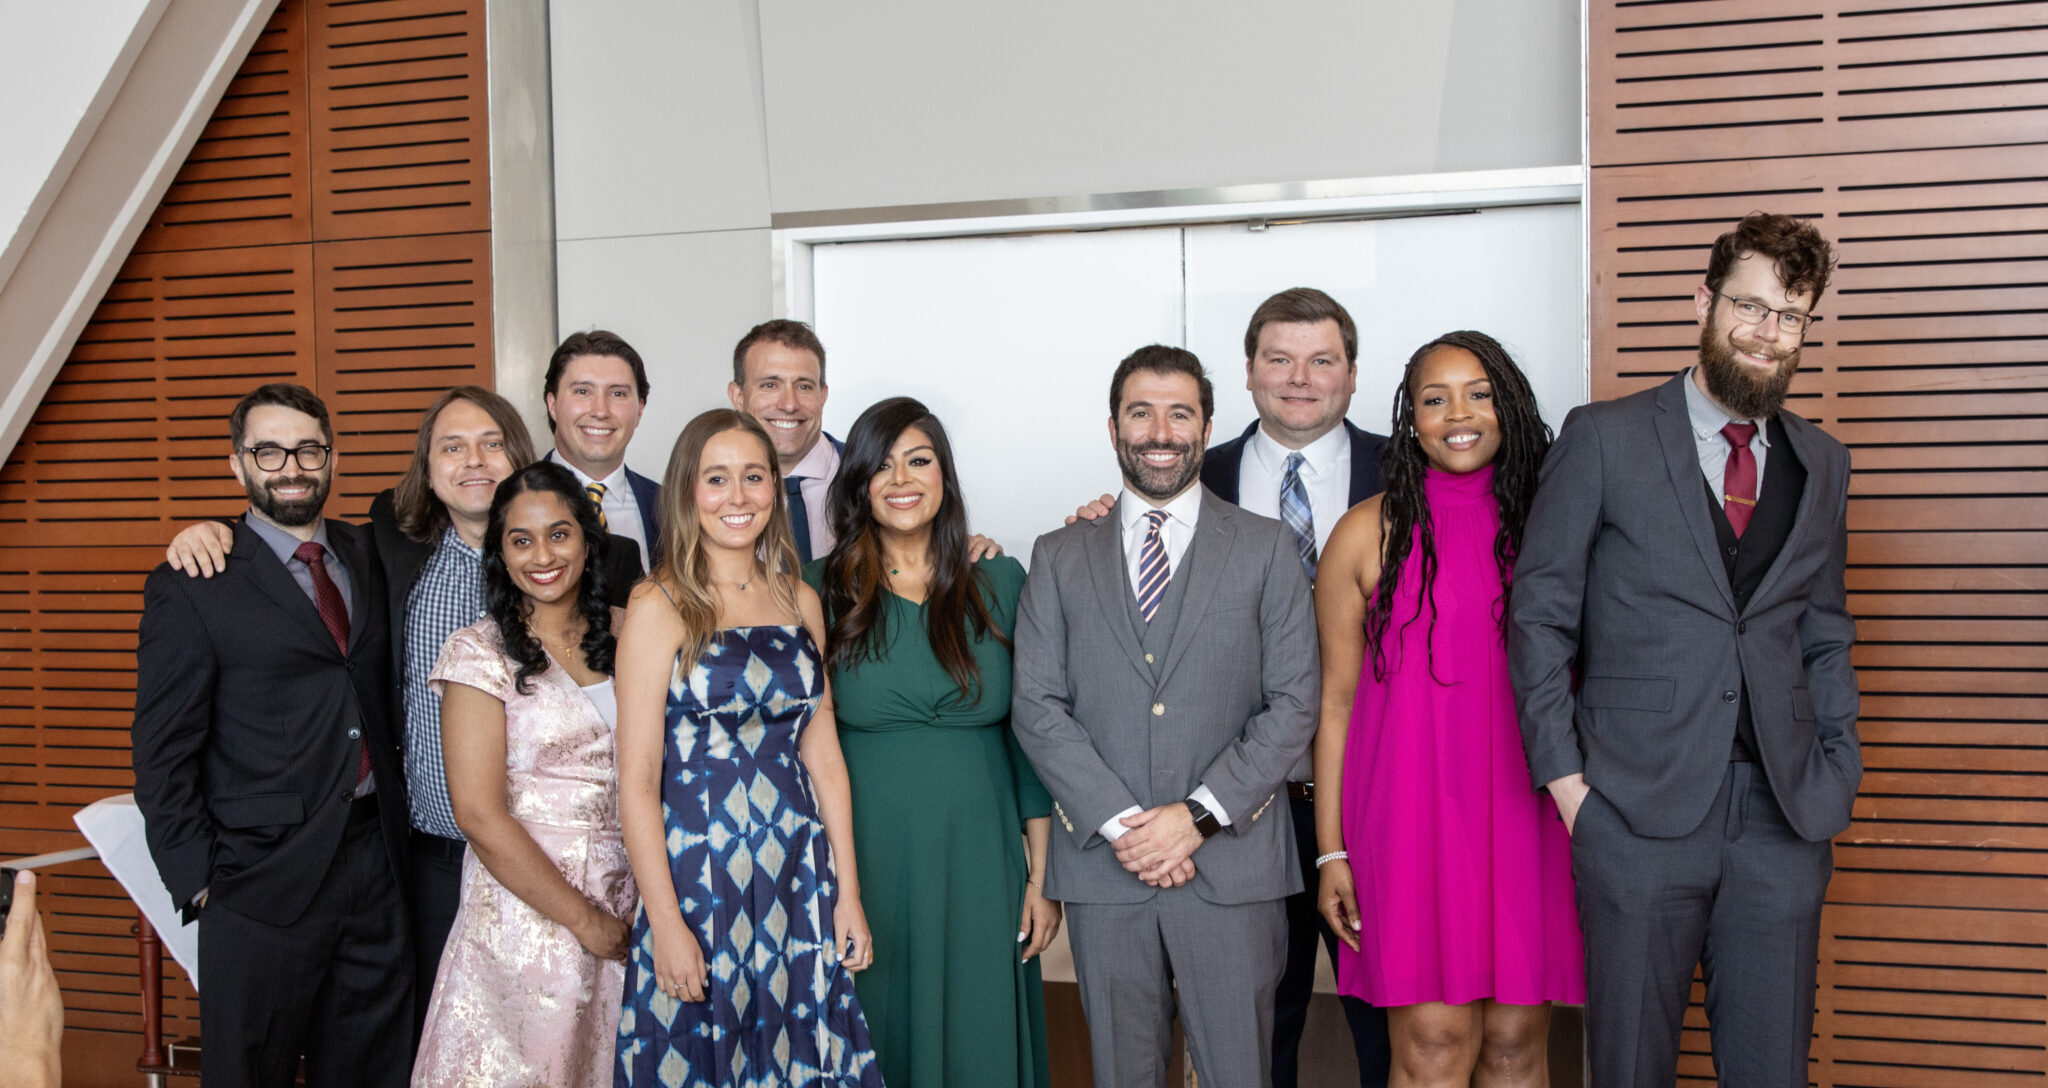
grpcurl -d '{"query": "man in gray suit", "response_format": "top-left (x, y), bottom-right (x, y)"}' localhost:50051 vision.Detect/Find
top-left (1509, 213), bottom-right (1861, 1086)
top-left (1013, 344), bottom-right (1319, 1088)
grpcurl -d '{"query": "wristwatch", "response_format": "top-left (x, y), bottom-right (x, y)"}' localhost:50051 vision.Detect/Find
top-left (1183, 797), bottom-right (1222, 839)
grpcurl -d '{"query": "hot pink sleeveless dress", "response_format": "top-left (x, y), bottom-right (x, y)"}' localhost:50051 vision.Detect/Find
top-left (1336, 464), bottom-right (1585, 1007)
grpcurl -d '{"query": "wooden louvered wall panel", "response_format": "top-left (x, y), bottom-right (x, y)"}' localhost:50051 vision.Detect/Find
top-left (0, 1), bottom-right (494, 1082)
top-left (309, 1), bottom-right (489, 240)
top-left (1593, 3), bottom-right (2048, 1084)
top-left (132, 4), bottom-right (310, 253)
top-left (1593, 0), bottom-right (2048, 165)
top-left (316, 231), bottom-right (493, 506)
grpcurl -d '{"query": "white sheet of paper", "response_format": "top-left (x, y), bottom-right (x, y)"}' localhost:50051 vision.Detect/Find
top-left (74, 793), bottom-right (199, 991)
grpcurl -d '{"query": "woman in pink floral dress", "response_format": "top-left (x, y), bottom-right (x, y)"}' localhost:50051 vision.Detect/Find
top-left (412, 463), bottom-right (636, 1087)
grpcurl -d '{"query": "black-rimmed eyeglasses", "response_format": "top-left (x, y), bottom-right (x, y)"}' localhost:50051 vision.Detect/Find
top-left (240, 444), bottom-right (332, 471)
top-left (1718, 293), bottom-right (1820, 336)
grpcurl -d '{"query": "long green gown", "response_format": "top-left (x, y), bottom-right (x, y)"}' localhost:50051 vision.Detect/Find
top-left (802, 555), bottom-right (1052, 1088)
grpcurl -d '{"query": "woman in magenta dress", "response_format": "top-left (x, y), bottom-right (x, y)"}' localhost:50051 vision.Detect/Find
top-left (1313, 331), bottom-right (1583, 1086)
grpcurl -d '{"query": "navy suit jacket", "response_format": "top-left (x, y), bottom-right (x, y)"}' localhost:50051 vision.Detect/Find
top-left (1199, 419), bottom-right (1390, 508)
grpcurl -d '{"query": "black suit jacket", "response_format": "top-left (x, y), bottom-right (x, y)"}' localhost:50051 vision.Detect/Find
top-left (131, 519), bottom-right (409, 927)
top-left (1199, 419), bottom-right (1390, 508)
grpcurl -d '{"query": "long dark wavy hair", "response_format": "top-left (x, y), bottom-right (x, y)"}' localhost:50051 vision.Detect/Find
top-left (1366, 330), bottom-right (1552, 681)
top-left (482, 461), bottom-right (616, 695)
top-left (820, 397), bottom-right (1007, 702)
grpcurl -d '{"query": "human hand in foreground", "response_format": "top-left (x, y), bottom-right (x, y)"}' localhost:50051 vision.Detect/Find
top-left (0, 870), bottom-right (63, 1088)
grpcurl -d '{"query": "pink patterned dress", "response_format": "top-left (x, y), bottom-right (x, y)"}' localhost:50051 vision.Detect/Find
top-left (1337, 464), bottom-right (1585, 1008)
top-left (413, 620), bottom-right (636, 1088)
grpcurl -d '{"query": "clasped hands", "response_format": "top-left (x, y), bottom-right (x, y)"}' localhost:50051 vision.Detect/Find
top-left (1113, 803), bottom-right (1204, 888)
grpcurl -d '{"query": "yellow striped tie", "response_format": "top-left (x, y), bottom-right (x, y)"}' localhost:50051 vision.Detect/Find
top-left (585, 482), bottom-right (608, 528)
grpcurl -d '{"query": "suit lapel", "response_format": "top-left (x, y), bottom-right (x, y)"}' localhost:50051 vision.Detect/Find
top-left (1654, 376), bottom-right (1737, 613)
top-left (1084, 514), bottom-right (1153, 676)
top-left (234, 523), bottom-right (345, 656)
top-left (1746, 413), bottom-right (1826, 609)
top-left (1156, 492), bottom-right (1236, 685)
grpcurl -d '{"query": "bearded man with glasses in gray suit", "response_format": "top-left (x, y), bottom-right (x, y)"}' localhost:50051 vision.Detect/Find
top-left (1511, 212), bottom-right (1861, 1087)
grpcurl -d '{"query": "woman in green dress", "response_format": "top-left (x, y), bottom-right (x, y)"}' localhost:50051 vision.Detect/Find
top-left (802, 396), bottom-right (1060, 1088)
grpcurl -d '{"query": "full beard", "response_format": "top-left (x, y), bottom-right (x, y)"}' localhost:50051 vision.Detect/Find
top-left (1117, 440), bottom-right (1202, 502)
top-left (1697, 321), bottom-right (1800, 420)
top-left (246, 472), bottom-right (329, 527)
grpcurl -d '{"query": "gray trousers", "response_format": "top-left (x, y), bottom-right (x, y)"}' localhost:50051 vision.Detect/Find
top-left (1067, 891), bottom-right (1288, 1088)
top-left (1574, 762), bottom-right (1833, 1088)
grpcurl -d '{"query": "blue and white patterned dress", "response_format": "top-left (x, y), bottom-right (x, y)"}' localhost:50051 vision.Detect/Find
top-left (616, 625), bottom-right (881, 1088)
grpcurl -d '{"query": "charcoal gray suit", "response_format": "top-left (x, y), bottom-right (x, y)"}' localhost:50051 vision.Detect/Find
top-left (1509, 370), bottom-right (1861, 1086)
top-left (1012, 488), bottom-right (1318, 1088)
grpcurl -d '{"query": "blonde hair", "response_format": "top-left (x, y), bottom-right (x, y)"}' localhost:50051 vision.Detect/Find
top-left (652, 410), bottom-right (803, 667)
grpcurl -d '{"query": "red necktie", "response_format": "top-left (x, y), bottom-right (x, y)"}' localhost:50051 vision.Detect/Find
top-left (294, 541), bottom-right (367, 785)
top-left (1720, 422), bottom-right (1759, 538)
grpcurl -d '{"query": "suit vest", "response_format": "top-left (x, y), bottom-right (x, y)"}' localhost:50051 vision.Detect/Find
top-left (1698, 413), bottom-right (1807, 763)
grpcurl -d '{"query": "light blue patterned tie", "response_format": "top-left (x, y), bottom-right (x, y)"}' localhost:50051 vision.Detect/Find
top-left (1280, 451), bottom-right (1318, 580)
top-left (1136, 509), bottom-right (1171, 622)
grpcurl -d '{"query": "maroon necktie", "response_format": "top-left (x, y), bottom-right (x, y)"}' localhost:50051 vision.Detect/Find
top-left (1720, 422), bottom-right (1759, 538)
top-left (294, 541), bottom-right (367, 784)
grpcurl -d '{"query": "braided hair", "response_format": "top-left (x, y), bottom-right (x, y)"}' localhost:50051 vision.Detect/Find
top-left (1364, 330), bottom-right (1552, 681)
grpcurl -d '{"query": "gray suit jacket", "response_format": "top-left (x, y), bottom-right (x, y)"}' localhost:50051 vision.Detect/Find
top-left (1508, 373), bottom-right (1861, 842)
top-left (1011, 489), bottom-right (1320, 906)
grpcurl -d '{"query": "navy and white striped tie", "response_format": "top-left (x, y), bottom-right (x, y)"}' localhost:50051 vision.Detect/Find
top-left (1136, 509), bottom-right (1171, 622)
top-left (1280, 452), bottom-right (1317, 580)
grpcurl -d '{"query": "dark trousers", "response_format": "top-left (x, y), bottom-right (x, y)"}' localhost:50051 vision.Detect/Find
top-left (197, 799), bottom-right (413, 1088)
top-left (408, 829), bottom-right (465, 1038)
top-left (1574, 763), bottom-right (1832, 1088)
top-left (1273, 795), bottom-right (1392, 1088)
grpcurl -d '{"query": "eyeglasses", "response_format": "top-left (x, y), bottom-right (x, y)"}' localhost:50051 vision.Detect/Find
top-left (1718, 293), bottom-right (1820, 335)
top-left (240, 444), bottom-right (332, 471)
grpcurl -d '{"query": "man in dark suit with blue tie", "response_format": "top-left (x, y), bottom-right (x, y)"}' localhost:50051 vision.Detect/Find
top-left (727, 319), bottom-right (842, 563)
top-left (1074, 288), bottom-right (1392, 1086)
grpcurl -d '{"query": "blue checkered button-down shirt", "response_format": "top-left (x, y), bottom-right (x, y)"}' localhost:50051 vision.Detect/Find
top-left (403, 527), bottom-right (486, 840)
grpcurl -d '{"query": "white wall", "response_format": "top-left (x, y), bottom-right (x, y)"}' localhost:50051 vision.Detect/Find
top-left (548, 0), bottom-right (1582, 479)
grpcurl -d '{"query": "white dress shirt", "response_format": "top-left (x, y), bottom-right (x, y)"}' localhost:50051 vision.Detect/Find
top-left (549, 450), bottom-right (649, 559)
top-left (1235, 421), bottom-right (1353, 557)
top-left (1101, 483), bottom-right (1230, 841)
top-left (1683, 368), bottom-right (1771, 499)
top-left (786, 436), bottom-right (841, 559)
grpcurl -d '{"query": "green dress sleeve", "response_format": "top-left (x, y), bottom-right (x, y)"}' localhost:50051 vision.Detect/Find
top-left (983, 556), bottom-right (1053, 822)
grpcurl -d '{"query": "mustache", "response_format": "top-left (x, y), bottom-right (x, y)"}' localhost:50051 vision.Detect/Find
top-left (266, 474), bottom-right (318, 492)
top-left (1128, 441), bottom-right (1192, 456)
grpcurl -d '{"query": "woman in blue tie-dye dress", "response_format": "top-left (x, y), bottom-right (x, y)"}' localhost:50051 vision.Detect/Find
top-left (613, 410), bottom-right (881, 1088)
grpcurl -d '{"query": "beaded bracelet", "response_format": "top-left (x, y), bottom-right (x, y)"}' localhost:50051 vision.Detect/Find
top-left (1314, 851), bottom-right (1348, 868)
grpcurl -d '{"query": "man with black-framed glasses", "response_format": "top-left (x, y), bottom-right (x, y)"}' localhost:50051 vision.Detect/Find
top-left (1511, 213), bottom-right (1860, 1086)
top-left (131, 382), bottom-right (413, 1088)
